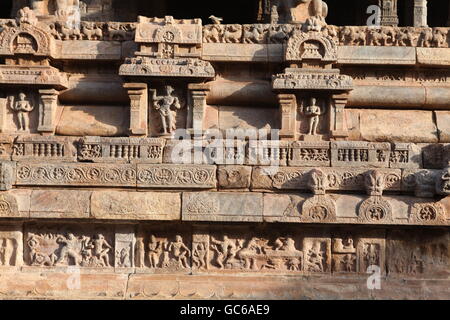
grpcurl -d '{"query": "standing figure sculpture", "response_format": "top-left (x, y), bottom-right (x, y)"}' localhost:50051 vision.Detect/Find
top-left (91, 234), bottom-right (112, 267)
top-left (271, 0), bottom-right (328, 24)
top-left (56, 233), bottom-right (82, 266)
top-left (55, 0), bottom-right (81, 29)
top-left (301, 97), bottom-right (324, 136)
top-left (8, 93), bottom-right (34, 132)
top-left (151, 86), bottom-right (181, 135)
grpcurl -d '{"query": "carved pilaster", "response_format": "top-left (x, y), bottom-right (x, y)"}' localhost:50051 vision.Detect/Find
top-left (123, 83), bottom-right (148, 137)
top-left (0, 98), bottom-right (7, 133)
top-left (188, 83), bottom-right (210, 136)
top-left (278, 94), bottom-right (297, 140)
top-left (414, 0), bottom-right (428, 27)
top-left (38, 89), bottom-right (58, 135)
top-left (330, 93), bottom-right (349, 140)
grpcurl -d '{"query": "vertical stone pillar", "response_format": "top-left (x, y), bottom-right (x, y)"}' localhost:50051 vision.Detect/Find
top-left (0, 98), bottom-right (7, 133)
top-left (379, 0), bottom-right (399, 26)
top-left (123, 83), bottom-right (148, 137)
top-left (38, 89), bottom-right (59, 135)
top-left (330, 94), bottom-right (349, 140)
top-left (188, 83), bottom-right (210, 136)
top-left (414, 0), bottom-right (428, 27)
top-left (278, 93), bottom-right (297, 140)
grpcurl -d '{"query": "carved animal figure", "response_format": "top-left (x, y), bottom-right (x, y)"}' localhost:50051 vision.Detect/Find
top-left (395, 28), bottom-right (415, 46)
top-left (223, 25), bottom-right (242, 43)
top-left (82, 22), bottom-right (103, 40)
top-left (243, 25), bottom-right (265, 44)
top-left (340, 27), bottom-right (366, 45)
top-left (204, 25), bottom-right (222, 43)
top-left (107, 23), bottom-right (127, 41)
top-left (419, 28), bottom-right (433, 47)
top-left (57, 21), bottom-right (82, 40)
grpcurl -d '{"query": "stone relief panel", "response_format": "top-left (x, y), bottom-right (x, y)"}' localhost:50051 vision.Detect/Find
top-left (136, 224), bottom-right (192, 272)
top-left (0, 225), bottom-right (23, 267)
top-left (25, 223), bottom-right (114, 268)
top-left (0, 91), bottom-right (39, 134)
top-left (387, 229), bottom-right (449, 278)
top-left (149, 85), bottom-right (186, 137)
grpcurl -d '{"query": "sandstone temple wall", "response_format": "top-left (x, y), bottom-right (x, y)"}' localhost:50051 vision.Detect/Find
top-left (0, 0), bottom-right (448, 300)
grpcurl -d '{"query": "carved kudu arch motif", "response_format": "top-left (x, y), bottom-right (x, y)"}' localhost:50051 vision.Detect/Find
top-left (286, 32), bottom-right (337, 63)
top-left (0, 24), bottom-right (54, 57)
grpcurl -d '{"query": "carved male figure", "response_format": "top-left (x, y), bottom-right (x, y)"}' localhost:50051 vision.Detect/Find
top-left (147, 235), bottom-right (163, 268)
top-left (56, 233), bottom-right (82, 266)
top-left (91, 234), bottom-right (112, 267)
top-left (303, 97), bottom-right (323, 136)
top-left (168, 235), bottom-right (191, 269)
top-left (8, 93), bottom-right (34, 131)
top-left (192, 243), bottom-right (207, 269)
top-left (210, 235), bottom-right (237, 269)
top-left (306, 242), bottom-right (324, 272)
top-left (151, 86), bottom-right (181, 135)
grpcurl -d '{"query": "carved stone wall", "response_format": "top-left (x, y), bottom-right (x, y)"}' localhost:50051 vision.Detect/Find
top-left (0, 2), bottom-right (448, 300)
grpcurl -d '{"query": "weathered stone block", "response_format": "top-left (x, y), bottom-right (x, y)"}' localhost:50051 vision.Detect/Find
top-left (91, 191), bottom-right (180, 220)
top-left (338, 46), bottom-right (416, 65)
top-left (0, 160), bottom-right (15, 191)
top-left (358, 109), bottom-right (438, 143)
top-left (386, 229), bottom-right (449, 278)
top-left (435, 111), bottom-right (450, 143)
top-left (30, 190), bottom-right (91, 219)
top-left (182, 192), bottom-right (263, 222)
top-left (217, 165), bottom-right (252, 189)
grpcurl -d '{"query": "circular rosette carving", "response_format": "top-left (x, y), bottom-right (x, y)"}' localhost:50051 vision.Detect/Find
top-left (102, 168), bottom-right (122, 183)
top-left (0, 193), bottom-right (18, 216)
top-left (137, 169), bottom-right (154, 183)
top-left (409, 203), bottom-right (446, 225)
top-left (302, 195), bottom-right (336, 222)
top-left (192, 169), bottom-right (211, 184)
top-left (17, 165), bottom-right (31, 180)
top-left (153, 168), bottom-right (175, 185)
top-left (358, 197), bottom-right (393, 223)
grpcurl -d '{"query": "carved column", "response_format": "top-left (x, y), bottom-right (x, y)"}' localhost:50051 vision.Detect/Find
top-left (379, 0), bottom-right (399, 26)
top-left (38, 89), bottom-right (59, 135)
top-left (0, 98), bottom-right (7, 133)
top-left (278, 94), bottom-right (297, 140)
top-left (330, 93), bottom-right (349, 140)
top-left (123, 83), bottom-right (148, 137)
top-left (188, 83), bottom-right (210, 136)
top-left (414, 0), bottom-right (428, 27)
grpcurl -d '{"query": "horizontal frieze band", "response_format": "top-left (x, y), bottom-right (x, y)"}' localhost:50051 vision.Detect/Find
top-left (0, 221), bottom-right (447, 281)
top-left (0, 188), bottom-right (448, 226)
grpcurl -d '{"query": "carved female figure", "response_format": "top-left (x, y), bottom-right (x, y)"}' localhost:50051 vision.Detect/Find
top-left (151, 86), bottom-right (181, 135)
top-left (8, 92), bottom-right (34, 131)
